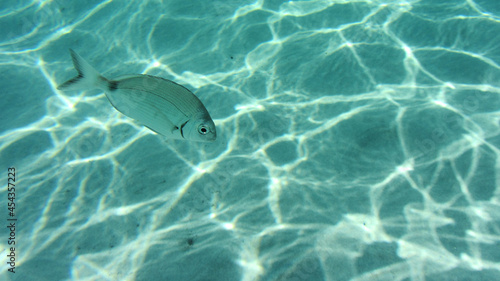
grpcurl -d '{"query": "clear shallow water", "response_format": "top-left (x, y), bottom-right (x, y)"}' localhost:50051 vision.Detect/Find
top-left (1, 0), bottom-right (500, 280)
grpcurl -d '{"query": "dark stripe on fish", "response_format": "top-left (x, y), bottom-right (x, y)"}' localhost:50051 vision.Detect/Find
top-left (180, 120), bottom-right (189, 139)
top-left (108, 80), bottom-right (119, 91)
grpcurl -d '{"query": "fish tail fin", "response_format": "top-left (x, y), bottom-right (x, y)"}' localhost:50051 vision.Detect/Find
top-left (57, 49), bottom-right (109, 91)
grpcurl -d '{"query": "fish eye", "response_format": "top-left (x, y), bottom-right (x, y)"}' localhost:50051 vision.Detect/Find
top-left (198, 125), bottom-right (208, 135)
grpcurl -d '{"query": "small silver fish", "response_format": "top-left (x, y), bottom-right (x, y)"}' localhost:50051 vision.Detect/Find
top-left (58, 49), bottom-right (216, 142)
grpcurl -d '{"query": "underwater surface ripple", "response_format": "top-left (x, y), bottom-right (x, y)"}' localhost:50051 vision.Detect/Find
top-left (1, 0), bottom-right (500, 280)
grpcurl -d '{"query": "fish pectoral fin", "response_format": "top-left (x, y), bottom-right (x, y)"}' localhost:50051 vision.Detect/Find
top-left (143, 125), bottom-right (160, 135)
top-left (141, 104), bottom-right (179, 135)
top-left (156, 111), bottom-right (178, 133)
top-left (142, 123), bottom-right (177, 135)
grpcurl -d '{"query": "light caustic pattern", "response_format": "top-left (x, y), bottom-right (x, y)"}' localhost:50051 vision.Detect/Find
top-left (0, 0), bottom-right (500, 280)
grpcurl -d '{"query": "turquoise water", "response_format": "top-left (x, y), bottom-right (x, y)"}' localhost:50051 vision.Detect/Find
top-left (1, 0), bottom-right (500, 280)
